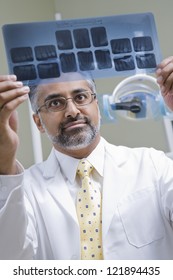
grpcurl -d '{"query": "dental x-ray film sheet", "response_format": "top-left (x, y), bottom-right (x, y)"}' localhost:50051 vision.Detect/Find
top-left (2, 13), bottom-right (161, 85)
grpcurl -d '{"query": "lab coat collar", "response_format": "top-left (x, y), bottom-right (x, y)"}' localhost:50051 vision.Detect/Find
top-left (42, 148), bottom-right (60, 179)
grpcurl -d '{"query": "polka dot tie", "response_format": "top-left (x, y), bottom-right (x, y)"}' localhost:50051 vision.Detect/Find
top-left (77, 159), bottom-right (103, 260)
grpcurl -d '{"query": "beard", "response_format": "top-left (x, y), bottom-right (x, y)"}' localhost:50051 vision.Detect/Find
top-left (39, 115), bottom-right (100, 150)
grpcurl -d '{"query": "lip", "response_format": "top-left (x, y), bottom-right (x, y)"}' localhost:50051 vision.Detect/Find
top-left (63, 120), bottom-right (87, 130)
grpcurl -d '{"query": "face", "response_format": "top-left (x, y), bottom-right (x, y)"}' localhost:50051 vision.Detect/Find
top-left (33, 75), bottom-right (101, 156)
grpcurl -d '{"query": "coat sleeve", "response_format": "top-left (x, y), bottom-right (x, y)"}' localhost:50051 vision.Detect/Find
top-left (0, 171), bottom-right (38, 259)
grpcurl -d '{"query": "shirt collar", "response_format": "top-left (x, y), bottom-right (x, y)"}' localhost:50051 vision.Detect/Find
top-left (54, 137), bottom-right (105, 184)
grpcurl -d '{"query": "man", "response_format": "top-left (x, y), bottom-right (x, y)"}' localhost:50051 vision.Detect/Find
top-left (0, 57), bottom-right (173, 260)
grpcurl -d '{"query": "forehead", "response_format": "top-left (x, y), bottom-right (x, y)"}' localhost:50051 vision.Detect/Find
top-left (37, 73), bottom-right (91, 101)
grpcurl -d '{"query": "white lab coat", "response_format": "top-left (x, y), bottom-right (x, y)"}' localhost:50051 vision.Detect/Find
top-left (0, 139), bottom-right (173, 259)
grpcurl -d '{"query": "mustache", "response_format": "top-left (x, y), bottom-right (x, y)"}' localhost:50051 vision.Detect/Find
top-left (60, 116), bottom-right (90, 130)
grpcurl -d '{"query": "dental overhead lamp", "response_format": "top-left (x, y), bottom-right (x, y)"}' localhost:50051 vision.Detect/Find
top-left (2, 13), bottom-right (171, 162)
top-left (100, 73), bottom-right (165, 123)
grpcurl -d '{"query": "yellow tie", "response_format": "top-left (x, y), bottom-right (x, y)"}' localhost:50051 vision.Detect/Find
top-left (77, 159), bottom-right (103, 260)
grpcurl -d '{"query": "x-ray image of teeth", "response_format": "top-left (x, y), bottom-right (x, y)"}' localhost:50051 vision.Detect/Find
top-left (4, 12), bottom-right (171, 122)
top-left (2, 13), bottom-right (161, 85)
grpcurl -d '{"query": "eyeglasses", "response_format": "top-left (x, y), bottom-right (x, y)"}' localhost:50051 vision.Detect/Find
top-left (36, 91), bottom-right (96, 113)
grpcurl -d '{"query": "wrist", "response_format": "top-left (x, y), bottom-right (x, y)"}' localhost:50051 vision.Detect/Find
top-left (0, 159), bottom-right (18, 175)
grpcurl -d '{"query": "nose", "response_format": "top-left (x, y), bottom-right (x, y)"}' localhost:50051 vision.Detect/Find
top-left (64, 99), bottom-right (81, 118)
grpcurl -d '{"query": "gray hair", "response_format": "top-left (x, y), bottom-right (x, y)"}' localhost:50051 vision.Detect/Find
top-left (28, 72), bottom-right (97, 113)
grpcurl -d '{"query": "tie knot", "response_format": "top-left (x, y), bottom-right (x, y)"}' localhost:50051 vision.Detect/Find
top-left (77, 159), bottom-right (93, 178)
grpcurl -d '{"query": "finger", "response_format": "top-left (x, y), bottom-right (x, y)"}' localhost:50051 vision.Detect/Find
top-left (156, 59), bottom-right (173, 87)
top-left (156, 57), bottom-right (173, 81)
top-left (160, 78), bottom-right (173, 96)
top-left (157, 61), bottom-right (173, 80)
top-left (164, 72), bottom-right (173, 94)
top-left (0, 93), bottom-right (28, 122)
top-left (0, 79), bottom-right (24, 93)
top-left (0, 85), bottom-right (30, 106)
top-left (156, 56), bottom-right (173, 70)
top-left (0, 74), bottom-right (17, 82)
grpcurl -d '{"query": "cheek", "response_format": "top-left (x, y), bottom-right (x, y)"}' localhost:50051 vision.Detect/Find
top-left (41, 114), bottom-right (62, 133)
top-left (83, 103), bottom-right (100, 122)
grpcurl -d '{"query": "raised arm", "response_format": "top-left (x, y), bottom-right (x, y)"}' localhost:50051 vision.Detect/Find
top-left (0, 75), bottom-right (29, 174)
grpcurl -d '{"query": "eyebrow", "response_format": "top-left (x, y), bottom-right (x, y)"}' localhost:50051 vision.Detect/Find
top-left (44, 88), bottom-right (90, 103)
top-left (44, 93), bottom-right (61, 102)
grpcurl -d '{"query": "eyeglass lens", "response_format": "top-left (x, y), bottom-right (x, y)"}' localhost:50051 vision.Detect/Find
top-left (45, 91), bottom-right (94, 111)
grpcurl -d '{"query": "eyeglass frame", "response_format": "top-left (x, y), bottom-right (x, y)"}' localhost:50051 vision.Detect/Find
top-left (36, 91), bottom-right (97, 114)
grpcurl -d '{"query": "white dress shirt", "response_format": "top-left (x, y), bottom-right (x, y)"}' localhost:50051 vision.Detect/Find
top-left (54, 138), bottom-right (104, 204)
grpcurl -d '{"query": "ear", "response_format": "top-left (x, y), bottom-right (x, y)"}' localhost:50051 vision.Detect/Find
top-left (33, 114), bottom-right (45, 133)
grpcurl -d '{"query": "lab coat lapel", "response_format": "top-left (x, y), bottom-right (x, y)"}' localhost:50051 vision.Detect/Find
top-left (102, 143), bottom-right (128, 241)
top-left (42, 149), bottom-right (79, 225)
